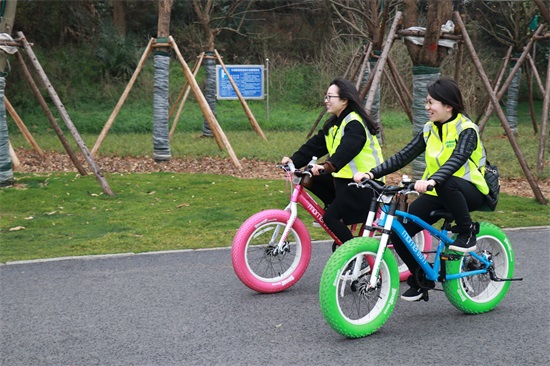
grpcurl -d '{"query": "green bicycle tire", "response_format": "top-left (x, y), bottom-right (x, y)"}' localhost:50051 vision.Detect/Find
top-left (319, 237), bottom-right (400, 338)
top-left (443, 222), bottom-right (515, 314)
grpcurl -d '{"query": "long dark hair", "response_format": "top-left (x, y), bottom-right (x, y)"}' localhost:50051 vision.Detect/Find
top-left (322, 77), bottom-right (379, 135)
top-left (427, 77), bottom-right (469, 118)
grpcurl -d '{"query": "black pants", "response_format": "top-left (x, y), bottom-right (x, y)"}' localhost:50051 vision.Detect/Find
top-left (307, 174), bottom-right (374, 243)
top-left (391, 176), bottom-right (485, 275)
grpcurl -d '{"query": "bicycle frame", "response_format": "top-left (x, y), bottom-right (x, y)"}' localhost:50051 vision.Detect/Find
top-left (275, 180), bottom-right (340, 253)
top-left (367, 202), bottom-right (493, 288)
top-left (273, 169), bottom-right (367, 254)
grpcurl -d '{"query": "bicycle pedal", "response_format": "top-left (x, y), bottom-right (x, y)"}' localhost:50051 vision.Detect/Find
top-left (422, 290), bottom-right (430, 302)
top-left (441, 254), bottom-right (462, 261)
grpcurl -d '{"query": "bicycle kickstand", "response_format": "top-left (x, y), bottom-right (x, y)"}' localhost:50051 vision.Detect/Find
top-left (488, 267), bottom-right (524, 282)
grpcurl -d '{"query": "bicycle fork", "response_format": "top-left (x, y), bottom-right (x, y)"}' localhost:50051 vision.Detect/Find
top-left (270, 201), bottom-right (299, 255)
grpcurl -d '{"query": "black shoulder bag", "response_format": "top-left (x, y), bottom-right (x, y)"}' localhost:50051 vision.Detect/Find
top-left (481, 160), bottom-right (500, 211)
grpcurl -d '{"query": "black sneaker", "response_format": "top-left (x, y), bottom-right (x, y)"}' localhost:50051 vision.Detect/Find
top-left (401, 286), bottom-right (424, 302)
top-left (449, 230), bottom-right (477, 253)
top-left (401, 275), bottom-right (435, 302)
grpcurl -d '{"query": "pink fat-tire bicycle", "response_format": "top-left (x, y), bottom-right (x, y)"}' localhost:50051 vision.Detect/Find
top-left (231, 160), bottom-right (432, 293)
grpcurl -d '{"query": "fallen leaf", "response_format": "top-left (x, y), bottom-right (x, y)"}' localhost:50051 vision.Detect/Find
top-left (9, 226), bottom-right (26, 231)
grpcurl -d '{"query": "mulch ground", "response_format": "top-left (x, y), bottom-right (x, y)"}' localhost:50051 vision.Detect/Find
top-left (10, 149), bottom-right (550, 200)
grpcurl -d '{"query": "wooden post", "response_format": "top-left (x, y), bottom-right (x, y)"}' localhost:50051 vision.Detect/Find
top-left (346, 45), bottom-right (364, 84)
top-left (383, 67), bottom-right (412, 123)
top-left (169, 53), bottom-right (204, 139)
top-left (477, 24), bottom-right (546, 129)
top-left (524, 60), bottom-right (539, 135)
top-left (477, 46), bottom-right (512, 131)
top-left (14, 51), bottom-right (87, 176)
top-left (527, 53), bottom-right (546, 97)
top-left (5, 97), bottom-right (44, 157)
top-left (214, 49), bottom-right (267, 141)
top-left (18, 31), bottom-right (115, 196)
top-left (169, 37), bottom-right (242, 169)
top-left (454, 42), bottom-right (464, 83)
top-left (8, 140), bottom-right (20, 168)
top-left (356, 42), bottom-right (372, 90)
top-left (387, 57), bottom-right (412, 104)
top-left (537, 51), bottom-right (550, 173)
top-left (454, 12), bottom-right (546, 204)
top-left (364, 11), bottom-right (401, 115)
top-left (92, 38), bottom-right (153, 156)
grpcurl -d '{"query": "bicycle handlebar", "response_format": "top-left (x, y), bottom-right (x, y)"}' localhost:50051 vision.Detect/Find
top-left (350, 179), bottom-right (429, 195)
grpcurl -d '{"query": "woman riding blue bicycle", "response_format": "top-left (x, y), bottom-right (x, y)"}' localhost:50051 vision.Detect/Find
top-left (354, 77), bottom-right (490, 302)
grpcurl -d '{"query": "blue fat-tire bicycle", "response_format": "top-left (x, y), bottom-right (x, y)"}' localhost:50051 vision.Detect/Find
top-left (318, 179), bottom-right (522, 338)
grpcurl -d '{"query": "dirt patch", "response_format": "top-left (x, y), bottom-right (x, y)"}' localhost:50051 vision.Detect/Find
top-left (11, 149), bottom-right (550, 199)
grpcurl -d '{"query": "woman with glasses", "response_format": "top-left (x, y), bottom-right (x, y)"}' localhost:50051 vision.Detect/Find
top-left (354, 77), bottom-right (489, 302)
top-left (281, 77), bottom-right (384, 246)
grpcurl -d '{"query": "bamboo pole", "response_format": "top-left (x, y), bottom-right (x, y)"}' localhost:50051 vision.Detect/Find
top-left (214, 49), bottom-right (267, 141)
top-left (169, 53), bottom-right (204, 139)
top-left (5, 97), bottom-right (44, 157)
top-left (18, 31), bottom-right (115, 196)
top-left (91, 38), bottom-right (154, 157)
top-left (14, 51), bottom-right (87, 175)
top-left (169, 37), bottom-right (241, 169)
top-left (454, 12), bottom-right (546, 204)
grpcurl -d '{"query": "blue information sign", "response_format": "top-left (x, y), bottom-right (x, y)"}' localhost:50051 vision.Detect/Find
top-left (216, 65), bottom-right (264, 100)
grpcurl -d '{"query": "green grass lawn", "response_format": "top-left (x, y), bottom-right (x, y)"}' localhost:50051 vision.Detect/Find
top-left (1, 170), bottom-right (549, 263)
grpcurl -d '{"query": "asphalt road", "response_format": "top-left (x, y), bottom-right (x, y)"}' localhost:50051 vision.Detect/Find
top-left (1, 227), bottom-right (549, 366)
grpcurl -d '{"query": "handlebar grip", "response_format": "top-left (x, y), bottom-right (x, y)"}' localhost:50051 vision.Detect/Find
top-left (360, 177), bottom-right (369, 184)
top-left (427, 185), bottom-right (434, 191)
top-left (319, 169), bottom-right (325, 175)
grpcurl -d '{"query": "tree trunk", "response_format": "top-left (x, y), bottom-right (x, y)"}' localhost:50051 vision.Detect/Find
top-left (0, 0), bottom-right (17, 186)
top-left (505, 54), bottom-right (522, 135)
top-left (153, 0), bottom-right (172, 162)
top-left (112, 0), bottom-right (127, 35)
top-left (401, 0), bottom-right (452, 179)
top-left (202, 51), bottom-right (216, 137)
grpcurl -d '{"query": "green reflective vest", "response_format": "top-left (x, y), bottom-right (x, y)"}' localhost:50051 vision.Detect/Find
top-left (422, 114), bottom-right (489, 196)
top-left (325, 111), bottom-right (384, 179)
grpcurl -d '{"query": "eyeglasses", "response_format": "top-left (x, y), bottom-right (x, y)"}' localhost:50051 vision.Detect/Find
top-left (424, 99), bottom-right (441, 107)
top-left (324, 95), bottom-right (340, 102)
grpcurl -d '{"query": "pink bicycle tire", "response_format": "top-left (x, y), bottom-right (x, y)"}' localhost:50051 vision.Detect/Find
top-left (231, 209), bottom-right (312, 293)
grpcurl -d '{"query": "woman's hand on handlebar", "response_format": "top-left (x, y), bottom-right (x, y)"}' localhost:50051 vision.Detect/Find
top-left (281, 156), bottom-right (292, 165)
top-left (414, 179), bottom-right (436, 193)
top-left (354, 171), bottom-right (373, 183)
top-left (310, 164), bottom-right (325, 176)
